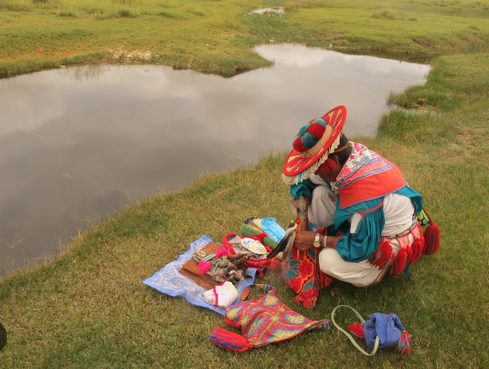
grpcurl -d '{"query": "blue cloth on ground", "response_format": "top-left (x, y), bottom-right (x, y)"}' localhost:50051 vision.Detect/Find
top-left (364, 313), bottom-right (406, 349)
top-left (261, 217), bottom-right (286, 242)
top-left (142, 234), bottom-right (257, 316)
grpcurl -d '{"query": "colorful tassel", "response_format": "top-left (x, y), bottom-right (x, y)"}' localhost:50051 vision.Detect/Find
top-left (420, 208), bottom-right (440, 255)
top-left (409, 238), bottom-right (424, 264)
top-left (210, 327), bottom-right (252, 352)
top-left (398, 331), bottom-right (412, 355)
top-left (390, 249), bottom-right (408, 275)
top-left (294, 289), bottom-right (319, 309)
top-left (347, 322), bottom-right (365, 339)
top-left (215, 247), bottom-right (230, 259)
top-left (198, 260), bottom-right (213, 274)
top-left (369, 239), bottom-right (394, 269)
top-left (423, 223), bottom-right (440, 255)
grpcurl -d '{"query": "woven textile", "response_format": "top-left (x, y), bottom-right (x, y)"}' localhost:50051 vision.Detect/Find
top-left (281, 245), bottom-right (332, 309)
top-left (212, 286), bottom-right (330, 350)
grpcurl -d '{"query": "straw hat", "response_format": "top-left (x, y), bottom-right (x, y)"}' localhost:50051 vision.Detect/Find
top-left (283, 105), bottom-right (347, 185)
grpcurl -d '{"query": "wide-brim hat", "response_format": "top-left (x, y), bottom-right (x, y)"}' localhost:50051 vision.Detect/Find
top-left (283, 105), bottom-right (347, 185)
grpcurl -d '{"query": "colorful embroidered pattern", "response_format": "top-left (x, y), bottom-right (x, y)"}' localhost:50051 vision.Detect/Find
top-left (281, 246), bottom-right (332, 308)
top-left (224, 289), bottom-right (330, 348)
top-left (336, 143), bottom-right (396, 189)
top-left (335, 142), bottom-right (380, 183)
top-left (332, 142), bottom-right (407, 209)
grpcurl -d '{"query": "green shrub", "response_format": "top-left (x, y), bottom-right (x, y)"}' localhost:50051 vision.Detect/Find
top-left (186, 8), bottom-right (205, 16)
top-left (158, 11), bottom-right (182, 19)
top-left (371, 10), bottom-right (397, 20)
top-left (118, 9), bottom-right (135, 18)
top-left (80, 7), bottom-right (104, 15)
top-left (58, 11), bottom-right (76, 17)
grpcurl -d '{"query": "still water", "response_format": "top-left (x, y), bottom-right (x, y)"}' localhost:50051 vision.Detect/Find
top-left (0, 44), bottom-right (430, 274)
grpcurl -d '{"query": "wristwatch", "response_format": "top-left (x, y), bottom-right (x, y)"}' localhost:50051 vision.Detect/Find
top-left (313, 233), bottom-right (321, 248)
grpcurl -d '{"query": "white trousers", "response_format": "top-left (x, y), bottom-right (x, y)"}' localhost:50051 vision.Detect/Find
top-left (308, 184), bottom-right (415, 287)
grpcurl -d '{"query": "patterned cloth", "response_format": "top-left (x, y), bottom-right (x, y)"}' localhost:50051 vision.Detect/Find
top-left (335, 142), bottom-right (381, 185)
top-left (142, 235), bottom-right (257, 316)
top-left (333, 142), bottom-right (408, 209)
top-left (281, 245), bottom-right (332, 309)
top-left (222, 287), bottom-right (330, 349)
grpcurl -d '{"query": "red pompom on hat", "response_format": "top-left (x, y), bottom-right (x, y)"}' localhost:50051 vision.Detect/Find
top-left (283, 105), bottom-right (347, 185)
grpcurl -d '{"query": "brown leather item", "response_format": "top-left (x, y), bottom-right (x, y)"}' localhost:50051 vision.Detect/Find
top-left (178, 242), bottom-right (222, 290)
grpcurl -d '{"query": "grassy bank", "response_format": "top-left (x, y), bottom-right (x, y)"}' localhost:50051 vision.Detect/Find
top-left (1, 0), bottom-right (489, 368)
top-left (1, 0), bottom-right (489, 77)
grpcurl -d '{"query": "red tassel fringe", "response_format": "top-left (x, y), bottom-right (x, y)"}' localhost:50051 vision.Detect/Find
top-left (398, 331), bottom-right (412, 355)
top-left (369, 239), bottom-right (394, 269)
top-left (389, 238), bottom-right (424, 275)
top-left (371, 221), bottom-right (432, 275)
top-left (347, 322), bottom-right (365, 339)
top-left (210, 327), bottom-right (252, 352)
top-left (409, 238), bottom-right (424, 264)
top-left (423, 223), bottom-right (440, 255)
top-left (390, 250), bottom-right (408, 274)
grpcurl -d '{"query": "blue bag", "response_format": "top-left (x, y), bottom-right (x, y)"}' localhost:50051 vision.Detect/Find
top-left (261, 217), bottom-right (286, 243)
top-left (332, 305), bottom-right (412, 356)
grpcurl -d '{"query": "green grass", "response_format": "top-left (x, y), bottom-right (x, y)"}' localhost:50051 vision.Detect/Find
top-left (1, 0), bottom-right (489, 367)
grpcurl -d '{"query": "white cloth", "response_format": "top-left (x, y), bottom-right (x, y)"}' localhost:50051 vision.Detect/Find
top-left (203, 281), bottom-right (239, 309)
top-left (308, 183), bottom-right (416, 287)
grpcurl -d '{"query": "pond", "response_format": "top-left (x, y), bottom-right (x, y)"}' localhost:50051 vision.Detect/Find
top-left (0, 44), bottom-right (430, 275)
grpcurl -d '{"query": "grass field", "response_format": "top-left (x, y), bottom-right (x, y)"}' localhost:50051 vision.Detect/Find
top-left (1, 0), bottom-right (489, 76)
top-left (1, 0), bottom-right (489, 368)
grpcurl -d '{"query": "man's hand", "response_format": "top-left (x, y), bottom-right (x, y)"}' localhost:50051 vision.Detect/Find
top-left (294, 231), bottom-right (317, 251)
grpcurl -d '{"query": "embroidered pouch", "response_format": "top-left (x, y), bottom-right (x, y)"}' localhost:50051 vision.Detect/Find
top-left (281, 244), bottom-right (332, 309)
top-left (210, 284), bottom-right (330, 351)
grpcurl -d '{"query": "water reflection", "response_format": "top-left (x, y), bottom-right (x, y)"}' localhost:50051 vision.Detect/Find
top-left (0, 44), bottom-right (430, 274)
